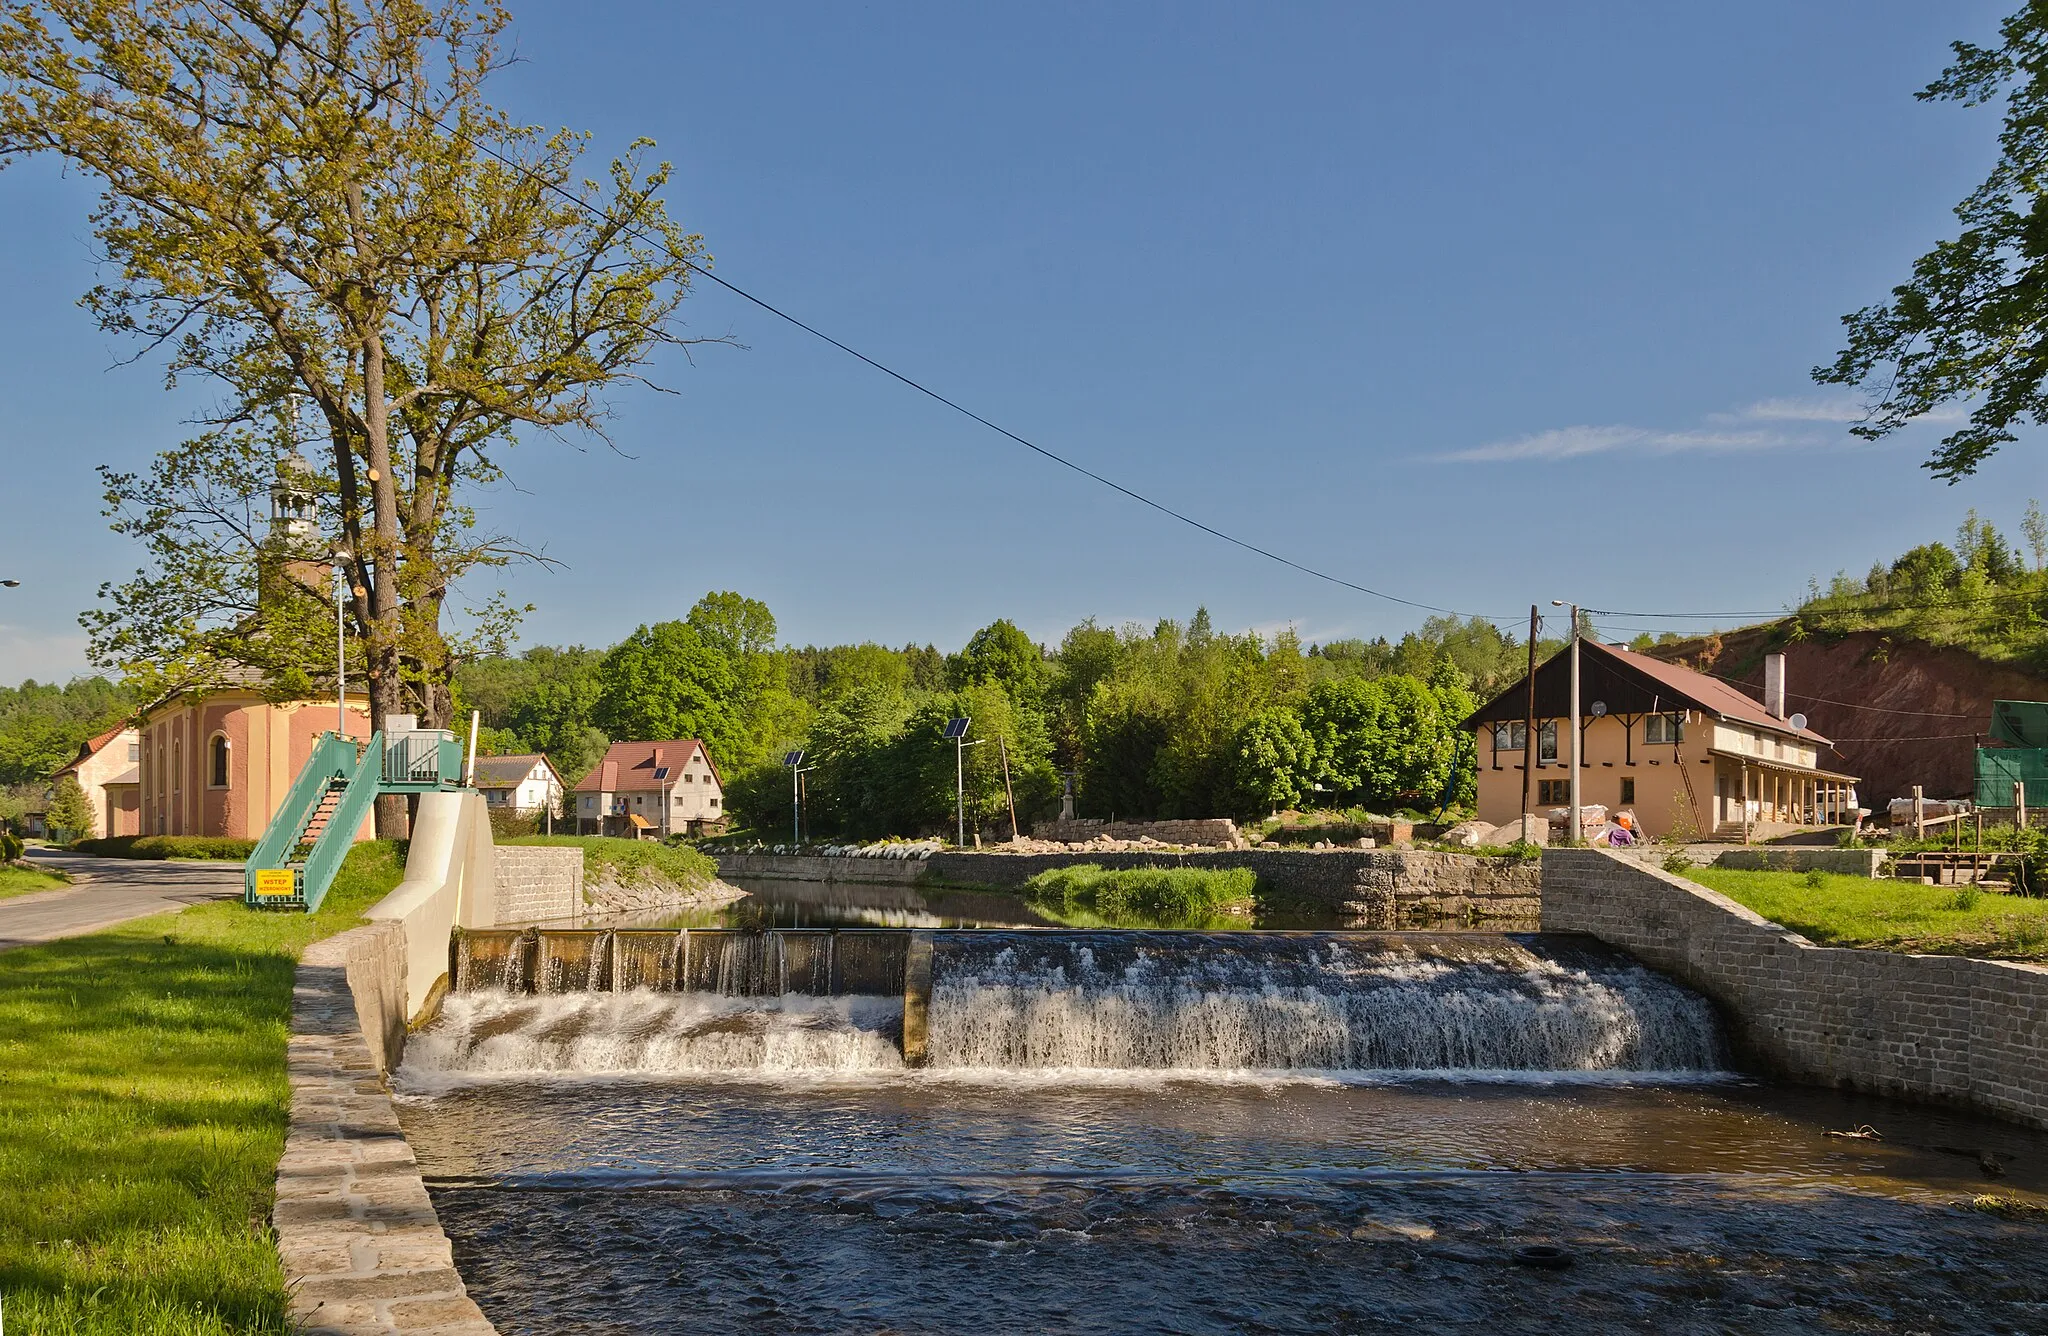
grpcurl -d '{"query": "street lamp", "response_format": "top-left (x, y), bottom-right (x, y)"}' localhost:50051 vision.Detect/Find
top-left (1550, 600), bottom-right (1582, 844)
top-left (943, 717), bottom-right (984, 847)
top-left (331, 551), bottom-right (352, 737)
top-left (783, 750), bottom-right (817, 844)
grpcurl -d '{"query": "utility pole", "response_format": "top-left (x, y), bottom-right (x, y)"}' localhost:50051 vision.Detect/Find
top-left (999, 737), bottom-right (1019, 843)
top-left (1521, 604), bottom-right (1538, 831)
top-left (1552, 601), bottom-right (1582, 844)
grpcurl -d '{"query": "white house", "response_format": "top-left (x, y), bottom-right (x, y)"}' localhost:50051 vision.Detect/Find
top-left (572, 739), bottom-right (724, 838)
top-left (471, 753), bottom-right (565, 816)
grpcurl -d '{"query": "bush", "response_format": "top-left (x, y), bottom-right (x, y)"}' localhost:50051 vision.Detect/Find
top-left (1662, 851), bottom-right (1696, 873)
top-left (1020, 863), bottom-right (1259, 926)
top-left (71, 835), bottom-right (256, 861)
top-left (0, 831), bottom-right (22, 863)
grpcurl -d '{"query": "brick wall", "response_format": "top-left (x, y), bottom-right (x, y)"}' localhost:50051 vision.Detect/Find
top-left (1034, 817), bottom-right (1243, 847)
top-left (1542, 847), bottom-right (2048, 1129)
top-left (492, 846), bottom-right (584, 924)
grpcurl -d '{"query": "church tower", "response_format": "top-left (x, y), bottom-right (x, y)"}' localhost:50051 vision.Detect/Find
top-left (258, 452), bottom-right (330, 607)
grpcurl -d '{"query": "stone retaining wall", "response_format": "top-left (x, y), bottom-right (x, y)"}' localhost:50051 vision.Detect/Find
top-left (1542, 848), bottom-right (2048, 1129)
top-left (1032, 817), bottom-right (1242, 847)
top-left (277, 925), bottom-right (497, 1334)
top-left (491, 845), bottom-right (584, 923)
top-left (715, 852), bottom-right (928, 886)
top-left (1704, 847), bottom-right (1887, 877)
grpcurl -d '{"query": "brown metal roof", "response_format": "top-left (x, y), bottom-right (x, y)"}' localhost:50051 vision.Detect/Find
top-left (1465, 639), bottom-right (1832, 744)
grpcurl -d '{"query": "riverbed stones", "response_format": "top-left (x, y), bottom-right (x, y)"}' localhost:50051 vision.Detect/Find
top-left (278, 925), bottom-right (498, 1335)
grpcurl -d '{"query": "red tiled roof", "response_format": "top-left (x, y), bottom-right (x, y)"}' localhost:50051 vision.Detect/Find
top-left (573, 740), bottom-right (723, 792)
top-left (55, 725), bottom-right (134, 778)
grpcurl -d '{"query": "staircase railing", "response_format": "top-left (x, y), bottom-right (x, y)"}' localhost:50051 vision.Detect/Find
top-left (296, 731), bottom-right (385, 914)
top-left (245, 732), bottom-right (358, 906)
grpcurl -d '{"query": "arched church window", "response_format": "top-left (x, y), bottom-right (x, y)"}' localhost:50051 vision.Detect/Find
top-left (209, 734), bottom-right (231, 788)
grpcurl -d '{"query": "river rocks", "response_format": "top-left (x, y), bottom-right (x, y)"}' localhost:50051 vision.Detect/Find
top-left (586, 872), bottom-right (749, 917)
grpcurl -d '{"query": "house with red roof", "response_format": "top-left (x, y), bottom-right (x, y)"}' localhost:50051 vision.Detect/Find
top-left (53, 724), bottom-right (142, 840)
top-left (572, 739), bottom-right (724, 838)
top-left (1465, 641), bottom-right (1860, 842)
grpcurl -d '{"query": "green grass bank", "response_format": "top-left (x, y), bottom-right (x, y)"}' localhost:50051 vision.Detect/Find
top-left (0, 865), bottom-right (69, 901)
top-left (1020, 863), bottom-right (1259, 929)
top-left (1684, 866), bottom-right (2048, 961)
top-left (502, 833), bottom-right (717, 891)
top-left (0, 841), bottom-right (407, 1335)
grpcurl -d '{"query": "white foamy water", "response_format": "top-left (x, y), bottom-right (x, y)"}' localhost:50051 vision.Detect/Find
top-left (407, 933), bottom-right (1723, 1081)
top-left (405, 991), bottom-right (907, 1078)
top-left (925, 939), bottom-right (1720, 1072)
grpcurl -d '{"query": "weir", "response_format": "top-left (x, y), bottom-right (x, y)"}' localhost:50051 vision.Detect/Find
top-left (421, 927), bottom-right (1724, 1078)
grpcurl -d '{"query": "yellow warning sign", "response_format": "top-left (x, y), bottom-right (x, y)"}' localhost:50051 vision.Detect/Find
top-left (252, 868), bottom-right (297, 898)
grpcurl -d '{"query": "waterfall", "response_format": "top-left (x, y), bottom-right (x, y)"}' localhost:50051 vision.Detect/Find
top-left (923, 934), bottom-right (1720, 1073)
top-left (404, 991), bottom-right (907, 1077)
top-left (415, 930), bottom-right (1720, 1079)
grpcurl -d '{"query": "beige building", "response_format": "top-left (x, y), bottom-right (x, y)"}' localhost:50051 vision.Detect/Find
top-left (573, 739), bottom-right (724, 837)
top-left (53, 725), bottom-right (142, 839)
top-left (137, 671), bottom-right (373, 841)
top-left (1465, 641), bottom-right (1859, 841)
top-left (473, 753), bottom-right (564, 815)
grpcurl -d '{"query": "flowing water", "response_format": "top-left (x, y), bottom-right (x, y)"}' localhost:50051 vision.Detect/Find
top-left (401, 913), bottom-right (2048, 1333)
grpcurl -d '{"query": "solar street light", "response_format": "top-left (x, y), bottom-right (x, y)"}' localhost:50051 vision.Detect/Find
top-left (943, 717), bottom-right (983, 846)
top-left (785, 749), bottom-right (816, 844)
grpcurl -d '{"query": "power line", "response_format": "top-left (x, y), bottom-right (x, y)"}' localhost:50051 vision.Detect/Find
top-left (209, 11), bottom-right (1517, 626)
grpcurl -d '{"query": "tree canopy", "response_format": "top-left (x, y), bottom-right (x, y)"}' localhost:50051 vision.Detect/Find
top-left (1818, 4), bottom-right (2048, 480)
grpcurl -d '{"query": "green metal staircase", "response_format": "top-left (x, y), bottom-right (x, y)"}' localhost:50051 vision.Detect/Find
top-left (244, 727), bottom-right (467, 912)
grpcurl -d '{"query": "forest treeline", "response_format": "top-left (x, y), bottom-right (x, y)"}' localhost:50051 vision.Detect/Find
top-left (450, 595), bottom-right (1542, 838)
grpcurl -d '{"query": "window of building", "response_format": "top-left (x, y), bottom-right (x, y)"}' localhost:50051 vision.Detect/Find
top-left (709, 796), bottom-right (719, 807)
top-left (684, 772), bottom-right (694, 782)
top-left (1619, 777), bottom-right (1636, 805)
top-left (1643, 713), bottom-right (1685, 745)
top-left (128, 742), bottom-right (140, 762)
top-left (1539, 720), bottom-right (1558, 762)
top-left (208, 734), bottom-right (230, 788)
top-left (1491, 721), bottom-right (1525, 754)
top-left (1538, 779), bottom-right (1570, 805)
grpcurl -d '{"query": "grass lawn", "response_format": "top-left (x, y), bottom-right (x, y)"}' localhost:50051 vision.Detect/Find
top-left (1684, 866), bottom-right (2048, 961)
top-left (0, 866), bottom-right (70, 901)
top-left (0, 840), bottom-right (408, 1335)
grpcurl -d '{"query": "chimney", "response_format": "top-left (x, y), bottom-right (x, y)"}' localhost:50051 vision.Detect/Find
top-left (1763, 654), bottom-right (1787, 718)
top-left (653, 746), bottom-right (664, 768)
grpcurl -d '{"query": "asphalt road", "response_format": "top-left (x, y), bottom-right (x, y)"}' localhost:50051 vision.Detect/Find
top-left (0, 848), bottom-right (245, 951)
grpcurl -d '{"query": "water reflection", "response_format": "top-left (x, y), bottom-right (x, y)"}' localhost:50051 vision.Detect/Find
top-left (405, 1078), bottom-right (2048, 1335)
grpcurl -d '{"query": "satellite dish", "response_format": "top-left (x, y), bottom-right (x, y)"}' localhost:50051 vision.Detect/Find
top-left (1789, 713), bottom-right (1808, 733)
top-left (1589, 701), bottom-right (1607, 717)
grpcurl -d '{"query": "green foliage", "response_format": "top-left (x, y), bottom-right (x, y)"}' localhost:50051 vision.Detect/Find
top-left (1818, 6), bottom-right (2048, 479)
top-left (0, 676), bottom-right (132, 786)
top-left (594, 621), bottom-right (741, 750)
top-left (0, 839), bottom-right (405, 1334)
top-left (1020, 863), bottom-right (1259, 927)
top-left (0, 863), bottom-right (68, 900)
top-left (45, 774), bottom-right (95, 843)
top-left (501, 834), bottom-right (716, 893)
top-left (71, 835), bottom-right (256, 860)
top-left (0, 831), bottom-right (22, 862)
top-left (1786, 502), bottom-right (2048, 666)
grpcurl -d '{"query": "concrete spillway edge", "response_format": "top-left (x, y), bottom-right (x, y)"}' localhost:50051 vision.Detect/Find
top-left (274, 923), bottom-right (498, 1335)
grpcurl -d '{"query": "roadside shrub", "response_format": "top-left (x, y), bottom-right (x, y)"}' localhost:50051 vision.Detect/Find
top-left (0, 831), bottom-right (23, 862)
top-left (1020, 863), bottom-right (1258, 925)
top-left (71, 835), bottom-right (256, 860)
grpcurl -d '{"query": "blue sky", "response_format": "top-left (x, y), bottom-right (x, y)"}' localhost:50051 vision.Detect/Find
top-left (0, 1), bottom-right (2030, 679)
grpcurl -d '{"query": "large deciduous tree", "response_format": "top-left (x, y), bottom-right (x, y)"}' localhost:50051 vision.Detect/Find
top-left (0, 0), bottom-right (714, 832)
top-left (1818, 4), bottom-right (2048, 480)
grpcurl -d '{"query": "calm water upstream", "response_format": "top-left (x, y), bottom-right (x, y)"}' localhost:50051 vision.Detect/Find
top-left (402, 882), bottom-right (2048, 1333)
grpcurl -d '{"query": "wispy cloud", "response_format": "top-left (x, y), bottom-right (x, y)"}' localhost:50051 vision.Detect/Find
top-left (1722, 395), bottom-right (1868, 424)
top-left (1439, 424), bottom-right (1804, 464)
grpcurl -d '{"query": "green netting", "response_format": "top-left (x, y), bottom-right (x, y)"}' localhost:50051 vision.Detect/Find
top-left (1990, 700), bottom-right (2048, 748)
top-left (1975, 746), bottom-right (2048, 806)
